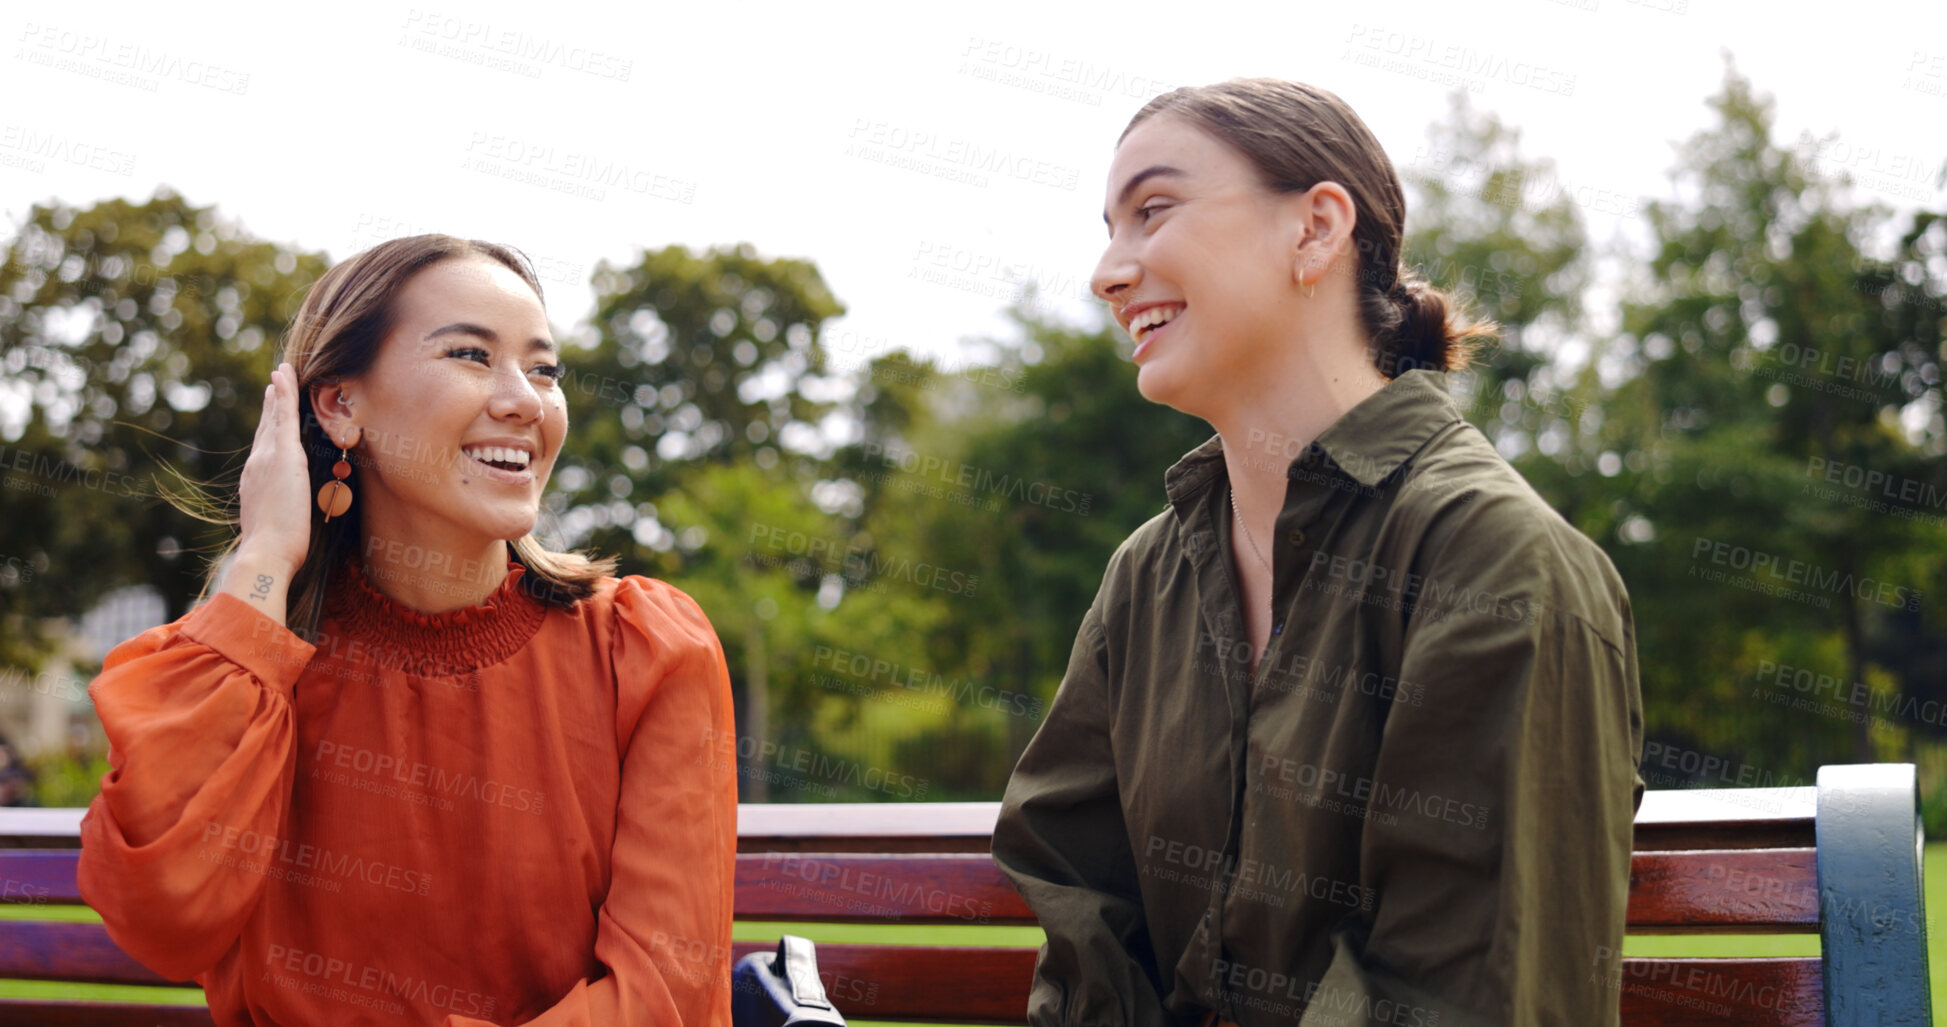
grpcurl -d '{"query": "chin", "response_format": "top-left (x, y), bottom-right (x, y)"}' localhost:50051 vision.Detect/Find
top-left (473, 510), bottom-right (540, 545)
top-left (1134, 359), bottom-right (1206, 420)
top-left (499, 521), bottom-right (540, 543)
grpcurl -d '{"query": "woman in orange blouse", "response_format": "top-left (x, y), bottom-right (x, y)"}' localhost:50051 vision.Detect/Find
top-left (77, 235), bottom-right (737, 1026)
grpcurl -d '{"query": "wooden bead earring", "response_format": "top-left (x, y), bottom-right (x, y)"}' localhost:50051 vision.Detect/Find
top-left (317, 438), bottom-right (354, 521)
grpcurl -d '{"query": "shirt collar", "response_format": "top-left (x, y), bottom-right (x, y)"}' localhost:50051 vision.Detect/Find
top-left (1164, 369), bottom-right (1465, 510)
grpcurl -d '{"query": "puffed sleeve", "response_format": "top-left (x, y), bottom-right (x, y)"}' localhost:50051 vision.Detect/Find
top-left (448, 576), bottom-right (736, 1026)
top-left (1300, 496), bottom-right (1644, 1026)
top-left (994, 598), bottom-right (1177, 1027)
top-left (77, 592), bottom-right (313, 982)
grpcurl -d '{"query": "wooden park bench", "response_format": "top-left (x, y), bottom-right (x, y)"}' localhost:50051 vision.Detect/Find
top-left (0, 763), bottom-right (1930, 1024)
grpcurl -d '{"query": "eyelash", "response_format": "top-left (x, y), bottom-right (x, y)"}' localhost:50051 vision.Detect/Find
top-left (1134, 202), bottom-right (1169, 223)
top-left (446, 347), bottom-right (564, 381)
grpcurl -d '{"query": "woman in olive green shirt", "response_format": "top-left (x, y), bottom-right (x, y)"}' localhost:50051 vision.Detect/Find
top-left (991, 79), bottom-right (1645, 1026)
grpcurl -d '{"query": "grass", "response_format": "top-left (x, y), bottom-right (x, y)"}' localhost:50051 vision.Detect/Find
top-left (6, 847), bottom-right (1944, 1023)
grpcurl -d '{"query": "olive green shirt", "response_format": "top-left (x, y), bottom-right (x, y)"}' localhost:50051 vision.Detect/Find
top-left (993, 369), bottom-right (1645, 1026)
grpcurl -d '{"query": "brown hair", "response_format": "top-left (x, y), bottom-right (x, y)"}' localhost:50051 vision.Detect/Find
top-left (1124, 78), bottom-right (1498, 376)
top-left (193, 235), bottom-right (614, 639)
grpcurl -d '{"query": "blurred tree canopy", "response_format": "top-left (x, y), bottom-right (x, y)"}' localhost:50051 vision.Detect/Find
top-left (563, 242), bottom-right (846, 496)
top-left (1434, 64), bottom-right (1947, 807)
top-left (830, 315), bottom-right (1210, 787)
top-left (1567, 65), bottom-right (1947, 780)
top-left (2, 64), bottom-right (1944, 823)
top-left (0, 190), bottom-right (329, 664)
top-left (1400, 90), bottom-right (1592, 451)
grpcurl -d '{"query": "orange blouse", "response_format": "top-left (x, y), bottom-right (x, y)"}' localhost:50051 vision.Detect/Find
top-left (77, 559), bottom-right (737, 1026)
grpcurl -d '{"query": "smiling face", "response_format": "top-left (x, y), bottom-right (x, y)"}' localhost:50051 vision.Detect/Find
top-left (313, 255), bottom-right (566, 562)
top-left (1092, 115), bottom-right (1315, 417)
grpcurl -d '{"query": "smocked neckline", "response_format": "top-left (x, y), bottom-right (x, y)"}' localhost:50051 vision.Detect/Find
top-left (322, 555), bottom-right (547, 676)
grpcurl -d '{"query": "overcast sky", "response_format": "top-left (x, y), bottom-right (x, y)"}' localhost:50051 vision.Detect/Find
top-left (4, 0), bottom-right (1943, 376)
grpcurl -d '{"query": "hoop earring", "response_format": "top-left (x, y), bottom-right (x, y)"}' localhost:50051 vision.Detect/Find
top-left (317, 443), bottom-right (354, 521)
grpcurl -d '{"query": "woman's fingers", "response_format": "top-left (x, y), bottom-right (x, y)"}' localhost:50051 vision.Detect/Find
top-left (235, 362), bottom-right (313, 578)
top-left (275, 364), bottom-right (302, 449)
top-left (251, 374), bottom-right (278, 447)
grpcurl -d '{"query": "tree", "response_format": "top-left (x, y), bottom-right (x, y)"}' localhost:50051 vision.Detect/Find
top-left (544, 244), bottom-right (865, 799)
top-left (0, 190), bottom-right (329, 650)
top-left (829, 304), bottom-right (1209, 788)
top-left (1400, 91), bottom-right (1594, 463)
top-left (1550, 62), bottom-right (1947, 771)
top-left (548, 243), bottom-right (847, 572)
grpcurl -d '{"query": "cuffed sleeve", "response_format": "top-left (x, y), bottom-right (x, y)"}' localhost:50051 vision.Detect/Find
top-left (1299, 503), bottom-right (1644, 1026)
top-left (994, 604), bottom-right (1178, 1027)
top-left (77, 592), bottom-right (312, 982)
top-left (446, 576), bottom-right (736, 1027)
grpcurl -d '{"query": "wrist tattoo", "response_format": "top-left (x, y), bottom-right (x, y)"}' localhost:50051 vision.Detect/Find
top-left (250, 573), bottom-right (274, 602)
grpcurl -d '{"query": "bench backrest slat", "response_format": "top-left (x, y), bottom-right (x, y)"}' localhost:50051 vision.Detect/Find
top-left (5, 846), bottom-right (1822, 933)
top-left (1626, 848), bottom-right (1819, 932)
top-left (0, 920), bottom-right (176, 986)
top-left (0, 849), bottom-right (83, 904)
top-left (1615, 958), bottom-right (1822, 1026)
top-left (729, 940), bottom-right (1035, 1024)
top-left (734, 852), bottom-right (1037, 925)
top-left (726, 944), bottom-right (1824, 1026)
top-left (0, 1001), bottom-right (216, 1026)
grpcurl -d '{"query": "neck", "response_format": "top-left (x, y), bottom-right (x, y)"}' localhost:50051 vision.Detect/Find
top-left (356, 518), bottom-right (513, 613)
top-left (1210, 338), bottom-right (1390, 522)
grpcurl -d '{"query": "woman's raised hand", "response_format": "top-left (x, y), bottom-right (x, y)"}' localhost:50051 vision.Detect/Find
top-left (219, 362), bottom-right (314, 622)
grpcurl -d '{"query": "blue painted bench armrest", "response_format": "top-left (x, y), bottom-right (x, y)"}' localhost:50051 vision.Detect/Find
top-left (1817, 763), bottom-right (1932, 1026)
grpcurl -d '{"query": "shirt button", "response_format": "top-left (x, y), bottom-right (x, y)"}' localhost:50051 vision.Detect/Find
top-left (1287, 529), bottom-right (1306, 547)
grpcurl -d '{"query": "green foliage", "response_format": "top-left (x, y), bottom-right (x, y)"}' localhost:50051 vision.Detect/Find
top-left (1577, 64), bottom-right (1944, 778)
top-left (1402, 91), bottom-right (1592, 449)
top-left (0, 190), bottom-right (330, 632)
top-left (24, 752), bottom-right (111, 808)
top-left (541, 244), bottom-right (863, 799)
top-left (843, 307), bottom-right (1210, 785)
top-left (558, 242), bottom-right (846, 517)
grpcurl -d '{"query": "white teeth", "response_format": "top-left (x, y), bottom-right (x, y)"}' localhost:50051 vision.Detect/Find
top-left (1130, 304), bottom-right (1184, 339)
top-left (464, 446), bottom-right (531, 468)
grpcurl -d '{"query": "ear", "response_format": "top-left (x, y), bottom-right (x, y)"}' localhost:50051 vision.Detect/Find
top-left (308, 380), bottom-right (361, 450)
top-left (1292, 181), bottom-right (1358, 290)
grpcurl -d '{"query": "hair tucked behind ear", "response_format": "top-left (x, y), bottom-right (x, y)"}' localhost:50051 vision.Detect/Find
top-left (170, 235), bottom-right (616, 640)
top-left (1127, 78), bottom-right (1500, 376)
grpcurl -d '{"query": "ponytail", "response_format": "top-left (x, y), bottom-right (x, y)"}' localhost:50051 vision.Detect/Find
top-left (1363, 271), bottom-right (1498, 377)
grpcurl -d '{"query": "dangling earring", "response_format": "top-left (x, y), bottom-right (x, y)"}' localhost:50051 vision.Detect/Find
top-left (1303, 274), bottom-right (1316, 301)
top-left (317, 439), bottom-right (354, 521)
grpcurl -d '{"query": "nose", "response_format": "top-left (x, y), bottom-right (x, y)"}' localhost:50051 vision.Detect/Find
top-left (1090, 232), bottom-right (1139, 305)
top-left (488, 361), bottom-right (544, 424)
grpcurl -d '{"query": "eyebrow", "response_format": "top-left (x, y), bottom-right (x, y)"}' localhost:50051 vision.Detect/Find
top-left (1102, 165), bottom-right (1186, 227)
top-left (424, 322), bottom-right (557, 354)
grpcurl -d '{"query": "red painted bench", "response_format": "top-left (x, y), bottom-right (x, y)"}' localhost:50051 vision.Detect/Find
top-left (0, 764), bottom-right (1931, 1024)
